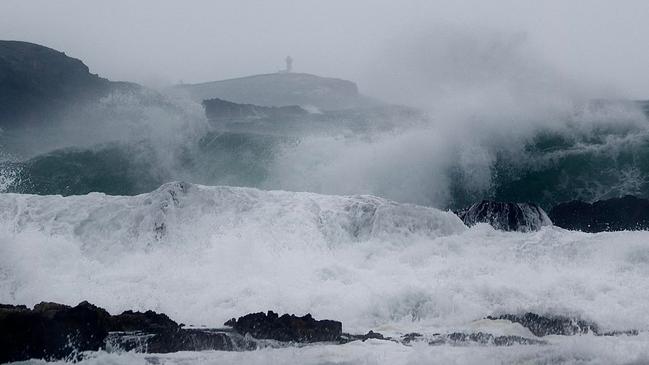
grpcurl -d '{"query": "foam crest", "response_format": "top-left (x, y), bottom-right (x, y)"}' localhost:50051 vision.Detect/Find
top-left (0, 182), bottom-right (465, 255)
top-left (1, 182), bottom-right (649, 338)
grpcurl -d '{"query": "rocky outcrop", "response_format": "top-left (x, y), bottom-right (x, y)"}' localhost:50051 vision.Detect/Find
top-left (488, 313), bottom-right (598, 337)
top-left (109, 310), bottom-right (179, 333)
top-left (456, 200), bottom-right (552, 232)
top-left (224, 311), bottom-right (342, 343)
top-left (487, 313), bottom-right (637, 337)
top-left (0, 40), bottom-right (136, 128)
top-left (106, 328), bottom-right (256, 354)
top-left (0, 301), bottom-right (254, 362)
top-left (1, 302), bottom-right (639, 362)
top-left (548, 196), bottom-right (649, 232)
top-left (0, 303), bottom-right (342, 362)
top-left (0, 301), bottom-right (111, 363)
top-left (203, 97), bottom-right (308, 123)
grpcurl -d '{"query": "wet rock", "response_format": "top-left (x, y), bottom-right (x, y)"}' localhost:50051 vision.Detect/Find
top-left (0, 301), bottom-right (263, 362)
top-left (400, 332), bottom-right (423, 344)
top-left (107, 310), bottom-right (259, 353)
top-left (493, 313), bottom-right (636, 337)
top-left (107, 328), bottom-right (257, 353)
top-left (0, 303), bottom-right (28, 311)
top-left (598, 329), bottom-right (639, 336)
top-left (430, 332), bottom-right (546, 346)
top-left (549, 196), bottom-right (649, 232)
top-left (355, 330), bottom-right (387, 341)
top-left (11, 300), bottom-right (636, 362)
top-left (338, 330), bottom-right (396, 344)
top-left (488, 313), bottom-right (599, 336)
top-left (224, 311), bottom-right (342, 343)
top-left (456, 200), bottom-right (551, 232)
top-left (0, 301), bottom-right (111, 363)
top-left (109, 310), bottom-right (179, 333)
top-left (1, 303), bottom-right (347, 361)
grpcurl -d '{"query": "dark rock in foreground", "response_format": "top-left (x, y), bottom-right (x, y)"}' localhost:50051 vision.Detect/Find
top-left (224, 311), bottom-right (342, 343)
top-left (1, 301), bottom-right (639, 362)
top-left (0, 301), bottom-right (111, 363)
top-left (0, 302), bottom-right (256, 362)
top-left (0, 303), bottom-right (341, 362)
top-left (105, 328), bottom-right (257, 354)
top-left (456, 200), bottom-right (551, 232)
top-left (549, 196), bottom-right (649, 232)
top-left (109, 310), bottom-right (179, 333)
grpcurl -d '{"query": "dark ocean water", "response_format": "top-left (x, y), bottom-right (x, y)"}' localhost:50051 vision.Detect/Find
top-left (3, 121), bottom-right (648, 210)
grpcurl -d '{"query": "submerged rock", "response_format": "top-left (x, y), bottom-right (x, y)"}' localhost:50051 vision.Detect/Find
top-left (430, 332), bottom-right (546, 346)
top-left (488, 313), bottom-right (598, 337)
top-left (400, 332), bottom-right (424, 344)
top-left (490, 313), bottom-right (639, 337)
top-left (338, 330), bottom-right (398, 344)
top-left (224, 311), bottom-right (342, 343)
top-left (549, 196), bottom-right (649, 232)
top-left (106, 328), bottom-right (256, 354)
top-left (456, 200), bottom-right (551, 232)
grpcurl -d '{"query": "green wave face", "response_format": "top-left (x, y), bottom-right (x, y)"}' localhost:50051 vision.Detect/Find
top-left (493, 136), bottom-right (649, 209)
top-left (449, 124), bottom-right (649, 209)
top-left (1, 144), bottom-right (163, 196)
top-left (3, 114), bottom-right (649, 210)
top-left (1, 132), bottom-right (293, 196)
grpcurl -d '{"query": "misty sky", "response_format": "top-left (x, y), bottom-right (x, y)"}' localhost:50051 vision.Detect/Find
top-left (1, 0), bottom-right (649, 101)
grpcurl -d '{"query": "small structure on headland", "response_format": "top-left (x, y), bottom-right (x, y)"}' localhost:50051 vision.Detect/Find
top-left (279, 56), bottom-right (293, 73)
top-left (285, 56), bottom-right (293, 72)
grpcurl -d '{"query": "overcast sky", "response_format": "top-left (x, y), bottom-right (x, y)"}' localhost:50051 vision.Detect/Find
top-left (1, 0), bottom-right (648, 101)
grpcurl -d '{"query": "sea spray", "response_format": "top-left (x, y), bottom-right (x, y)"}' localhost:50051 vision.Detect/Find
top-left (1, 182), bottom-right (648, 338)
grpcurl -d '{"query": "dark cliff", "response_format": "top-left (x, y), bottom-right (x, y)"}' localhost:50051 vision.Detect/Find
top-left (0, 40), bottom-right (135, 128)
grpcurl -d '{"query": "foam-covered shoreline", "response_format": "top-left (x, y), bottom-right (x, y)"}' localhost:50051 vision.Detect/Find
top-left (1, 182), bottom-right (649, 336)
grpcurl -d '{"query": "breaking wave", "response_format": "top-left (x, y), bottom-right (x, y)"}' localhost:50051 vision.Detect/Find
top-left (2, 182), bottom-right (649, 337)
top-left (2, 95), bottom-right (648, 210)
top-left (3, 29), bottom-right (649, 365)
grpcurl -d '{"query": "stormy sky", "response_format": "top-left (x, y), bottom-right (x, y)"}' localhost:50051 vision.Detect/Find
top-left (1, 0), bottom-right (648, 101)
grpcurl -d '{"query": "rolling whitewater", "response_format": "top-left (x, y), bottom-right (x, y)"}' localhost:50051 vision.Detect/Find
top-left (1, 40), bottom-right (649, 364)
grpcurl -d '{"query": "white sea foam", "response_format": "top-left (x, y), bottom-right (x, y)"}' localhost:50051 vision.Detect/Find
top-left (1, 182), bottom-right (649, 363)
